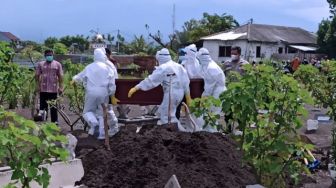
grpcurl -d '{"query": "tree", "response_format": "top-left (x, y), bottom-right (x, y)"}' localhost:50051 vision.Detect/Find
top-left (328, 0), bottom-right (336, 15)
top-left (317, 19), bottom-right (331, 54)
top-left (126, 35), bottom-right (159, 55)
top-left (178, 13), bottom-right (239, 45)
top-left (107, 33), bottom-right (114, 47)
top-left (44, 37), bottom-right (59, 49)
top-left (59, 35), bottom-right (90, 53)
top-left (317, 1), bottom-right (336, 58)
top-left (146, 12), bottom-right (239, 54)
top-left (53, 42), bottom-right (68, 55)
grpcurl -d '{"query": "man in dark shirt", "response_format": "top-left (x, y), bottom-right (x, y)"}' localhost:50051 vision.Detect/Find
top-left (223, 46), bottom-right (249, 76)
top-left (222, 46), bottom-right (249, 133)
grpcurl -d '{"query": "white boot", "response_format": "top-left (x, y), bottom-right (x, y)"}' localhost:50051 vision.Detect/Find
top-left (107, 105), bottom-right (119, 137)
top-left (97, 116), bottom-right (105, 140)
top-left (83, 112), bottom-right (99, 136)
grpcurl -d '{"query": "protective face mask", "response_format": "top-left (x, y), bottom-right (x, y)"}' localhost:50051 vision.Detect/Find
top-left (46, 56), bottom-right (54, 62)
top-left (178, 56), bottom-right (186, 63)
top-left (231, 55), bottom-right (239, 61)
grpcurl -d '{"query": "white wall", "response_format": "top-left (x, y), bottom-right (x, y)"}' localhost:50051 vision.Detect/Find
top-left (203, 40), bottom-right (287, 63)
top-left (245, 42), bottom-right (286, 62)
top-left (203, 40), bottom-right (247, 63)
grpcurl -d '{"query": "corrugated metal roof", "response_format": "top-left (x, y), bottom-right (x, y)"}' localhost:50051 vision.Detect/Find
top-left (201, 24), bottom-right (317, 45)
top-left (201, 31), bottom-right (247, 40)
top-left (0, 31), bottom-right (20, 42)
top-left (289, 45), bottom-right (317, 51)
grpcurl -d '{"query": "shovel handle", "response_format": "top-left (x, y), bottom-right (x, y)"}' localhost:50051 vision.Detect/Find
top-left (306, 149), bottom-right (316, 161)
top-left (101, 104), bottom-right (111, 151)
top-left (181, 102), bottom-right (197, 132)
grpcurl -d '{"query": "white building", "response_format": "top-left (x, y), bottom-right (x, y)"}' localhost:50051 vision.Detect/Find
top-left (201, 24), bottom-right (317, 63)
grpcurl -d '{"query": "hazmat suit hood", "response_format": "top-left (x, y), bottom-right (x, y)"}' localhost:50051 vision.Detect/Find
top-left (197, 48), bottom-right (212, 66)
top-left (94, 48), bottom-right (107, 63)
top-left (156, 48), bottom-right (172, 65)
top-left (186, 44), bottom-right (197, 60)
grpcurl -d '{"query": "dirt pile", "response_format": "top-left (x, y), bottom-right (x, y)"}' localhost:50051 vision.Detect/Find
top-left (77, 125), bottom-right (257, 188)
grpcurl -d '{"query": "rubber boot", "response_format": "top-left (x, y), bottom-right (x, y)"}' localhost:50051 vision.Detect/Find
top-left (83, 112), bottom-right (99, 136)
top-left (107, 104), bottom-right (119, 137)
top-left (97, 116), bottom-right (105, 140)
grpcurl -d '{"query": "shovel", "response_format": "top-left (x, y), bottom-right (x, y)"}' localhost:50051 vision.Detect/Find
top-left (101, 103), bottom-right (111, 151)
top-left (181, 102), bottom-right (198, 132)
top-left (304, 149), bottom-right (320, 170)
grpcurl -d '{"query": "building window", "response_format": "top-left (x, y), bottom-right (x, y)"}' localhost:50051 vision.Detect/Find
top-left (256, 46), bottom-right (261, 58)
top-left (278, 47), bottom-right (283, 54)
top-left (219, 46), bottom-right (231, 57)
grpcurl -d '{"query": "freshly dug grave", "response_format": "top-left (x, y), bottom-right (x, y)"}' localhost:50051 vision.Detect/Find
top-left (77, 125), bottom-right (257, 188)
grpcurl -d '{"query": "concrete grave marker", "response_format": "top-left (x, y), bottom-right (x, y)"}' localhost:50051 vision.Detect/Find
top-left (317, 115), bottom-right (330, 121)
top-left (164, 175), bottom-right (181, 188)
top-left (307, 119), bottom-right (319, 132)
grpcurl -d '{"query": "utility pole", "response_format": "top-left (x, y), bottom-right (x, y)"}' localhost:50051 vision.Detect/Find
top-left (172, 4), bottom-right (176, 35)
top-left (117, 29), bottom-right (120, 54)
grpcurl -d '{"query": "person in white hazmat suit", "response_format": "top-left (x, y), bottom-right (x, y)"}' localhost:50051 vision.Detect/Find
top-left (128, 48), bottom-right (192, 131)
top-left (176, 44), bottom-right (203, 131)
top-left (197, 48), bottom-right (227, 132)
top-left (71, 48), bottom-right (119, 139)
top-left (102, 48), bottom-right (120, 136)
top-left (181, 44), bottom-right (202, 79)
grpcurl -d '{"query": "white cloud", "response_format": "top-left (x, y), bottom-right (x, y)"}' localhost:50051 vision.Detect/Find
top-left (284, 5), bottom-right (331, 23)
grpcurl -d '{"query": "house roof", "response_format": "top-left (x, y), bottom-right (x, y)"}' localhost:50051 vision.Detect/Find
top-left (201, 24), bottom-right (317, 45)
top-left (0, 32), bottom-right (20, 42)
top-left (289, 45), bottom-right (317, 52)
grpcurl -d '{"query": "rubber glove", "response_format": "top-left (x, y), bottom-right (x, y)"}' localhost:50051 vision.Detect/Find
top-left (185, 94), bottom-right (192, 106)
top-left (128, 87), bottom-right (139, 98)
top-left (70, 80), bottom-right (76, 85)
top-left (111, 96), bottom-right (120, 105)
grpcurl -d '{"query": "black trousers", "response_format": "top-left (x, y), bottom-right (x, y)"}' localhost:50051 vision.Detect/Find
top-left (40, 92), bottom-right (58, 123)
top-left (176, 97), bottom-right (186, 120)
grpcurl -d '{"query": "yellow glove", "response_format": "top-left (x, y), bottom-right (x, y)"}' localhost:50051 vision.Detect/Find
top-left (185, 94), bottom-right (192, 106)
top-left (111, 96), bottom-right (120, 105)
top-left (128, 87), bottom-right (139, 98)
top-left (70, 80), bottom-right (76, 86)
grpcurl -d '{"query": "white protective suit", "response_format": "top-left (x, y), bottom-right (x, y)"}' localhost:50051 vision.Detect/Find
top-left (136, 48), bottom-right (190, 130)
top-left (197, 48), bottom-right (227, 132)
top-left (101, 48), bottom-right (119, 136)
top-left (73, 48), bottom-right (117, 139)
top-left (101, 48), bottom-right (119, 79)
top-left (181, 44), bottom-right (202, 79)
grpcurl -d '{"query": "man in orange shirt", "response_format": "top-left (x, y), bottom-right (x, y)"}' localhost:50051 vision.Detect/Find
top-left (291, 56), bottom-right (301, 73)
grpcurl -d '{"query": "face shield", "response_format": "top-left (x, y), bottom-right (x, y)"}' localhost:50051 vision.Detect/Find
top-left (197, 48), bottom-right (212, 65)
top-left (178, 48), bottom-right (187, 64)
top-left (156, 48), bottom-right (172, 65)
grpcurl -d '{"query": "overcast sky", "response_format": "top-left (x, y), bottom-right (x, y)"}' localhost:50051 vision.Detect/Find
top-left (0, 0), bottom-right (331, 42)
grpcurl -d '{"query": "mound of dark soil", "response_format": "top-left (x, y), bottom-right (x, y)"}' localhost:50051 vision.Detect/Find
top-left (77, 125), bottom-right (257, 188)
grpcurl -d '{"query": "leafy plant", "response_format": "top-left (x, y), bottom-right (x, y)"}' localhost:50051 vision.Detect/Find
top-left (0, 42), bottom-right (36, 109)
top-left (0, 108), bottom-right (68, 188)
top-left (53, 42), bottom-right (68, 55)
top-left (294, 65), bottom-right (323, 106)
top-left (333, 128), bottom-right (336, 166)
top-left (62, 59), bottom-right (85, 116)
top-left (295, 61), bottom-right (336, 166)
top-left (190, 96), bottom-right (222, 130)
top-left (219, 64), bottom-right (313, 186)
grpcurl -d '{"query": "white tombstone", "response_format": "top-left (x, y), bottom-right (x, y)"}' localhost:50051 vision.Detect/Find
top-left (307, 119), bottom-right (319, 131)
top-left (0, 159), bottom-right (84, 188)
top-left (164, 175), bottom-right (181, 188)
